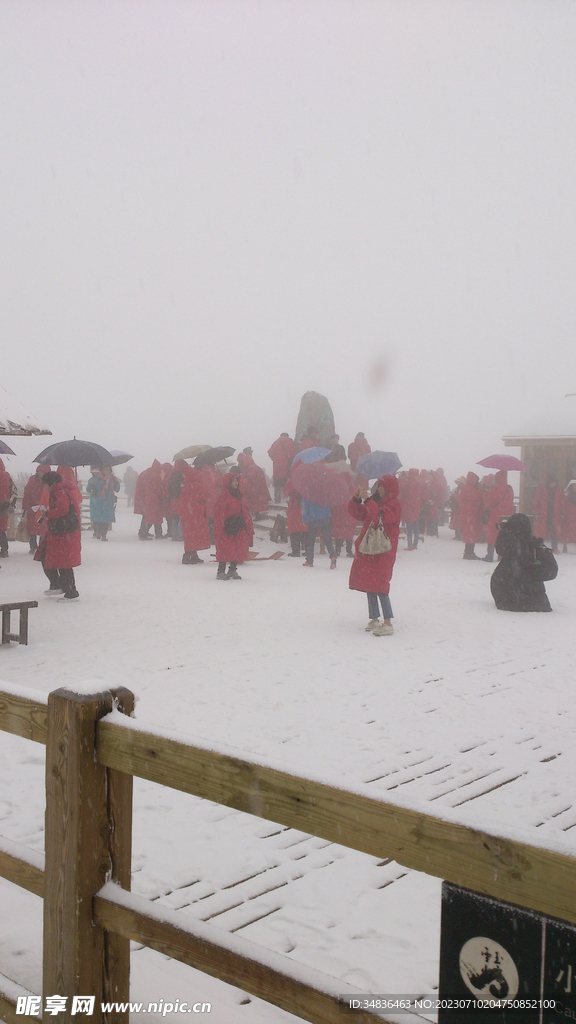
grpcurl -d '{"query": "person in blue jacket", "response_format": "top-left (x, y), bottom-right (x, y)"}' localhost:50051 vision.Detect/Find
top-left (86, 465), bottom-right (120, 540)
top-left (301, 497), bottom-right (337, 569)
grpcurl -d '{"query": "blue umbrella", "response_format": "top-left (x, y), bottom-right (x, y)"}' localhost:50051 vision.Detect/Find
top-left (291, 446), bottom-right (331, 467)
top-left (356, 451), bottom-right (402, 479)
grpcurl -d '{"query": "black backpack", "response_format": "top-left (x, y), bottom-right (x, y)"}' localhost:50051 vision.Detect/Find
top-left (526, 539), bottom-right (558, 582)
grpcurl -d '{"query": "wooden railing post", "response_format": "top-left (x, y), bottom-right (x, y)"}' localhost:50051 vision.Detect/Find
top-left (43, 686), bottom-right (133, 1024)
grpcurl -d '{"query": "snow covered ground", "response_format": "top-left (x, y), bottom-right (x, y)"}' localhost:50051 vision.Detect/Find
top-left (0, 499), bottom-right (574, 1022)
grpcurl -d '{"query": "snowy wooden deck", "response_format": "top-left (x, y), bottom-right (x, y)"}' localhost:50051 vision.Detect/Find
top-left (0, 503), bottom-right (575, 1021)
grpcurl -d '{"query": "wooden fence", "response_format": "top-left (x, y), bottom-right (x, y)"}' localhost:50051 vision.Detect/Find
top-left (1, 682), bottom-right (576, 1024)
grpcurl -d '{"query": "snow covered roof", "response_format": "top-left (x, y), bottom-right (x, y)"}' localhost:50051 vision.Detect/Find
top-left (0, 383), bottom-right (51, 435)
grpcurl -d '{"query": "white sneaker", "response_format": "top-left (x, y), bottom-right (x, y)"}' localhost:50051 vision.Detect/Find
top-left (44, 588), bottom-right (64, 596)
top-left (57, 594), bottom-right (79, 602)
top-left (365, 618), bottom-right (380, 632)
top-left (373, 622), bottom-right (394, 637)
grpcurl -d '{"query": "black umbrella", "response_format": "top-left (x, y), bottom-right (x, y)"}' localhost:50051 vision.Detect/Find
top-left (33, 439), bottom-right (115, 467)
top-left (0, 440), bottom-right (16, 456)
top-left (193, 446), bottom-right (235, 468)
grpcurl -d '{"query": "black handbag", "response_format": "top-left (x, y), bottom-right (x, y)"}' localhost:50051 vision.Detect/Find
top-left (224, 514), bottom-right (246, 536)
top-left (48, 498), bottom-right (80, 535)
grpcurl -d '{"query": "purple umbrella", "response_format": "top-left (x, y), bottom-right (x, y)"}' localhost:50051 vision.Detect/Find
top-left (477, 455), bottom-right (526, 471)
top-left (0, 441), bottom-right (16, 456)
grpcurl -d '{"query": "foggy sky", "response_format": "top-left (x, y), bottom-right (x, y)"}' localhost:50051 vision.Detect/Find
top-left (2, 0), bottom-right (576, 482)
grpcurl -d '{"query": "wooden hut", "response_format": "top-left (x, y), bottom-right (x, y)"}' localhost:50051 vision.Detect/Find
top-left (500, 401), bottom-right (573, 509)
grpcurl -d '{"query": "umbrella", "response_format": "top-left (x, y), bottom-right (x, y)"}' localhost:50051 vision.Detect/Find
top-left (108, 450), bottom-right (134, 467)
top-left (291, 461), bottom-right (352, 507)
top-left (355, 451), bottom-right (402, 479)
top-left (33, 439), bottom-right (114, 467)
top-left (193, 446), bottom-right (235, 468)
top-left (0, 441), bottom-right (16, 456)
top-left (291, 446), bottom-right (331, 467)
top-left (477, 454), bottom-right (526, 471)
top-left (173, 445), bottom-right (212, 461)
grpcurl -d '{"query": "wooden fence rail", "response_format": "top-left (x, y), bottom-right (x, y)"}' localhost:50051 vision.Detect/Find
top-left (1, 682), bottom-right (576, 1024)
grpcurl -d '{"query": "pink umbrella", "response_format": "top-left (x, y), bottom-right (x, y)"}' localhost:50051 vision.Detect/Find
top-left (291, 461), bottom-right (351, 507)
top-left (477, 455), bottom-right (526, 471)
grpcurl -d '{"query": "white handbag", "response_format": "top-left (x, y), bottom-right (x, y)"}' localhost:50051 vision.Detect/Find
top-left (358, 509), bottom-right (392, 555)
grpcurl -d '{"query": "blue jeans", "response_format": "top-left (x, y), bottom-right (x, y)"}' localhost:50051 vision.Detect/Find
top-left (305, 518), bottom-right (335, 563)
top-left (406, 522), bottom-right (419, 548)
top-left (367, 592), bottom-right (393, 619)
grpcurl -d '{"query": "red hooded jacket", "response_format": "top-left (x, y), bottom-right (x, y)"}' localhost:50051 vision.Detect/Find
top-left (400, 468), bottom-right (422, 523)
top-left (237, 453), bottom-right (270, 513)
top-left (268, 436), bottom-right (298, 481)
top-left (34, 479), bottom-right (82, 569)
top-left (347, 476), bottom-right (400, 594)
top-left (458, 472), bottom-right (484, 543)
top-left (283, 478), bottom-right (305, 534)
top-left (22, 466), bottom-right (52, 534)
top-left (347, 434), bottom-right (371, 472)
top-left (533, 483), bottom-right (564, 541)
top-left (176, 464), bottom-right (210, 552)
top-left (213, 474), bottom-right (254, 562)
top-left (482, 471), bottom-right (515, 546)
top-left (0, 458), bottom-right (15, 531)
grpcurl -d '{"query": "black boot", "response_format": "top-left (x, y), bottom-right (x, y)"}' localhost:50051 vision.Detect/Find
top-left (182, 551), bottom-right (193, 564)
top-left (463, 543), bottom-right (479, 560)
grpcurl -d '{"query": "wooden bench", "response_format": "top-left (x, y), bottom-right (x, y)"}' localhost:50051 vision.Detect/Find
top-left (1, 601), bottom-right (38, 646)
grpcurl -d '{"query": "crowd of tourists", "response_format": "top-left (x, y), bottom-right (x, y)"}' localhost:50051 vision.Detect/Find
top-left (1, 433), bottom-right (570, 621)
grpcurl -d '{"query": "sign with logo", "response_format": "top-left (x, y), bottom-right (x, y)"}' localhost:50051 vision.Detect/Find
top-left (439, 883), bottom-right (576, 1022)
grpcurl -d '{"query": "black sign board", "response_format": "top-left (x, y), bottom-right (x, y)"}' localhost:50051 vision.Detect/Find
top-left (439, 883), bottom-right (576, 1023)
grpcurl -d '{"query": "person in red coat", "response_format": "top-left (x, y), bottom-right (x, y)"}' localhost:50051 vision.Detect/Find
top-left (237, 449), bottom-right (270, 514)
top-left (22, 465), bottom-right (52, 553)
top-left (0, 458), bottom-right (16, 558)
top-left (34, 471), bottom-right (81, 600)
top-left (482, 470), bottom-right (515, 562)
top-left (400, 468), bottom-right (422, 550)
top-left (283, 478), bottom-right (306, 556)
top-left (268, 434), bottom-right (298, 502)
top-left (562, 481), bottom-right (576, 550)
top-left (200, 463), bottom-right (223, 546)
top-left (331, 470), bottom-right (357, 557)
top-left (176, 463), bottom-right (210, 564)
top-left (533, 480), bottom-right (564, 552)
top-left (213, 473), bottom-right (254, 579)
top-left (347, 433), bottom-right (371, 472)
top-left (139, 460), bottom-right (167, 539)
top-left (300, 429), bottom-right (321, 450)
top-left (348, 475), bottom-right (401, 636)
top-left (435, 468), bottom-right (449, 525)
top-left (458, 471), bottom-right (484, 559)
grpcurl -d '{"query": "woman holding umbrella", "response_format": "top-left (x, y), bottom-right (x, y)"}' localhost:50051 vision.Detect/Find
top-left (348, 475), bottom-right (401, 636)
top-left (34, 471), bottom-right (82, 600)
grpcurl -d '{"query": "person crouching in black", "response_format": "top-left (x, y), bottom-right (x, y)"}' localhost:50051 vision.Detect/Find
top-left (490, 513), bottom-right (557, 613)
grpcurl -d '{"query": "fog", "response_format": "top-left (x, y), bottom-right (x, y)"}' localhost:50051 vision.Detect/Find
top-left (2, 0), bottom-right (576, 481)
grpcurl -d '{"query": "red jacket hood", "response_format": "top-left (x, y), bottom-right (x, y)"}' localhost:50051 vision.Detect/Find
top-left (408, 468), bottom-right (419, 479)
top-left (174, 460), bottom-right (188, 472)
top-left (0, 459), bottom-right (4, 473)
top-left (222, 472), bottom-right (242, 491)
top-left (495, 470), bottom-right (508, 485)
top-left (378, 475), bottom-right (399, 498)
top-left (466, 472), bottom-right (480, 487)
